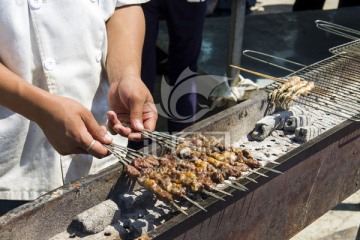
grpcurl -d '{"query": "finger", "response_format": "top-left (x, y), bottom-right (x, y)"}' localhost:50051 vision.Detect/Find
top-left (80, 132), bottom-right (108, 158)
top-left (144, 118), bottom-right (157, 132)
top-left (107, 111), bottom-right (121, 135)
top-left (81, 112), bottom-right (111, 156)
top-left (83, 114), bottom-right (112, 145)
top-left (86, 140), bottom-right (110, 158)
top-left (114, 124), bottom-right (133, 137)
top-left (143, 103), bottom-right (158, 131)
top-left (129, 97), bottom-right (145, 131)
top-left (127, 132), bottom-right (143, 141)
top-left (107, 111), bottom-right (135, 138)
top-left (96, 125), bottom-right (113, 144)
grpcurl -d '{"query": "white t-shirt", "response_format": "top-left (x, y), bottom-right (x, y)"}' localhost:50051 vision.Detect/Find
top-left (0, 0), bottom-right (147, 200)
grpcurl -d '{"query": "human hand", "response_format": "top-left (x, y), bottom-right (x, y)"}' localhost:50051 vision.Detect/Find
top-left (35, 95), bottom-right (113, 158)
top-left (107, 77), bottom-right (158, 141)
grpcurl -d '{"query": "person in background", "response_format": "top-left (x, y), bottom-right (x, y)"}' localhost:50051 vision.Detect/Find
top-left (293, 0), bottom-right (360, 11)
top-left (0, 1), bottom-right (157, 215)
top-left (140, 0), bottom-right (208, 133)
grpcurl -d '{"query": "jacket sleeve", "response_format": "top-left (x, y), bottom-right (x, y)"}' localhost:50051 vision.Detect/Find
top-left (115, 0), bottom-right (150, 7)
top-left (100, 0), bottom-right (150, 21)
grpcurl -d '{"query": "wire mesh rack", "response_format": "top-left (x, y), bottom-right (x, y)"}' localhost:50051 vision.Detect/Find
top-left (329, 39), bottom-right (360, 55)
top-left (266, 52), bottom-right (360, 121)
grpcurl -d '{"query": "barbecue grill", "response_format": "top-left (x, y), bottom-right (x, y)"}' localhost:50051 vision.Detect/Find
top-left (0, 22), bottom-right (359, 240)
top-left (266, 52), bottom-right (360, 121)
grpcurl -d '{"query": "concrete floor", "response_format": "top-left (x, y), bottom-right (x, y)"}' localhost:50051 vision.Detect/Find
top-left (292, 191), bottom-right (360, 239)
top-left (155, 1), bottom-right (360, 239)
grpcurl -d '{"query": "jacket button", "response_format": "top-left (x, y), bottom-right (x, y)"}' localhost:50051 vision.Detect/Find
top-left (96, 52), bottom-right (102, 63)
top-left (29, 0), bottom-right (42, 9)
top-left (44, 58), bottom-right (56, 71)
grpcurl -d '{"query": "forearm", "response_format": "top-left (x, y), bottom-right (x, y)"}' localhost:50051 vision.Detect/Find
top-left (0, 64), bottom-right (51, 123)
top-left (105, 5), bottom-right (157, 136)
top-left (106, 5), bottom-right (145, 83)
top-left (0, 64), bottom-right (112, 157)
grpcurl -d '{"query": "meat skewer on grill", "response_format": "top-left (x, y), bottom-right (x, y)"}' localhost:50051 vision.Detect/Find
top-left (124, 155), bottom-right (227, 204)
top-left (128, 155), bottom-right (228, 206)
top-left (112, 133), bottom-right (280, 215)
top-left (283, 81), bottom-right (315, 109)
top-left (269, 76), bottom-right (301, 105)
top-left (130, 155), bottom-right (230, 201)
top-left (147, 155), bottom-right (233, 196)
top-left (170, 155), bottom-right (247, 191)
top-left (127, 161), bottom-right (209, 212)
top-left (175, 135), bottom-right (280, 175)
top-left (147, 171), bottom-right (207, 212)
top-left (192, 158), bottom-right (248, 191)
top-left (140, 131), bottom-right (273, 179)
top-left (125, 164), bottom-right (188, 215)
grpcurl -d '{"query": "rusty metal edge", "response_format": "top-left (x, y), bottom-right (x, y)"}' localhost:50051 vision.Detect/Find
top-left (0, 162), bottom-right (124, 240)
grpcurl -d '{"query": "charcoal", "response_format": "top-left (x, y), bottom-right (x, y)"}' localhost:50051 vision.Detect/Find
top-left (70, 199), bottom-right (121, 234)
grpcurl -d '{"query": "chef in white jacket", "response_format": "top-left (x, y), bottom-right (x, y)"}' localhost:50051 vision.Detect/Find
top-left (0, 0), bottom-right (157, 208)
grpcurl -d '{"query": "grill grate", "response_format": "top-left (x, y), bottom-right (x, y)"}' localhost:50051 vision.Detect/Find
top-left (266, 52), bottom-right (360, 121)
top-left (329, 39), bottom-right (360, 55)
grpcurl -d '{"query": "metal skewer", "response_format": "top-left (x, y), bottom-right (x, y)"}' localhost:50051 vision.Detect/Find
top-left (249, 169), bottom-right (268, 177)
top-left (141, 131), bottom-right (178, 149)
top-left (227, 180), bottom-right (249, 190)
top-left (259, 166), bottom-right (283, 174)
top-left (242, 175), bottom-right (258, 183)
top-left (223, 181), bottom-right (247, 191)
top-left (268, 160), bottom-right (280, 165)
top-left (104, 145), bottom-right (132, 165)
top-left (172, 202), bottom-right (188, 216)
top-left (202, 189), bottom-right (226, 201)
top-left (229, 65), bottom-right (327, 95)
top-left (211, 187), bottom-right (232, 196)
top-left (183, 195), bottom-right (207, 212)
top-left (141, 130), bottom-right (180, 142)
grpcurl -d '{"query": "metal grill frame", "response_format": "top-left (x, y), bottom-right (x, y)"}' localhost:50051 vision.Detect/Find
top-left (266, 51), bottom-right (360, 121)
top-left (329, 39), bottom-right (360, 55)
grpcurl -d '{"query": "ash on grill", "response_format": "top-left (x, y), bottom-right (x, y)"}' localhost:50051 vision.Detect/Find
top-left (239, 105), bottom-right (346, 164)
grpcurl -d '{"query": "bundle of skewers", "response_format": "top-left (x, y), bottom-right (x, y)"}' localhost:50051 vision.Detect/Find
top-left (229, 65), bottom-right (318, 110)
top-left (105, 133), bottom-right (281, 215)
top-left (268, 76), bottom-right (315, 110)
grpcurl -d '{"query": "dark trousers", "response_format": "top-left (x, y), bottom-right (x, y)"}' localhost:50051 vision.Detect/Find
top-left (338, 0), bottom-right (360, 7)
top-left (141, 0), bottom-right (207, 133)
top-left (293, 0), bottom-right (325, 11)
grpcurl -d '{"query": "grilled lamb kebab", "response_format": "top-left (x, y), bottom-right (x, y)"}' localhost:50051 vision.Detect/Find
top-left (127, 160), bottom-right (207, 212)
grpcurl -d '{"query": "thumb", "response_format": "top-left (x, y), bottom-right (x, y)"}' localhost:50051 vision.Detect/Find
top-left (83, 113), bottom-right (113, 144)
top-left (94, 126), bottom-right (113, 144)
top-left (129, 97), bottom-right (145, 131)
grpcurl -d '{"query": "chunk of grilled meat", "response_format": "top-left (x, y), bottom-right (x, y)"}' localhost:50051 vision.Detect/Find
top-left (138, 176), bottom-right (174, 203)
top-left (125, 165), bottom-right (141, 178)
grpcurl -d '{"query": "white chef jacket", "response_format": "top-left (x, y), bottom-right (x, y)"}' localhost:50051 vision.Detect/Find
top-left (0, 0), bottom-right (148, 200)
